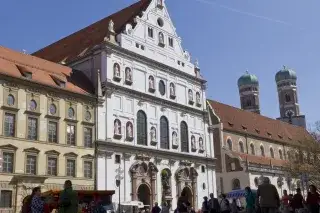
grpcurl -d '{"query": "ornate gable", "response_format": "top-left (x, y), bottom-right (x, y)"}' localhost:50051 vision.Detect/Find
top-left (45, 150), bottom-right (60, 156)
top-left (0, 144), bottom-right (18, 151)
top-left (64, 152), bottom-right (78, 157)
top-left (23, 147), bottom-right (40, 153)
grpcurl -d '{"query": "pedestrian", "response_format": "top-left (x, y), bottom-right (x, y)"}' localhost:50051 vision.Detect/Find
top-left (306, 185), bottom-right (320, 213)
top-left (281, 190), bottom-right (290, 213)
top-left (219, 194), bottom-right (231, 213)
top-left (31, 186), bottom-right (44, 213)
top-left (208, 193), bottom-right (220, 213)
top-left (291, 188), bottom-right (304, 213)
top-left (162, 202), bottom-right (170, 213)
top-left (255, 177), bottom-right (280, 213)
top-left (244, 187), bottom-right (255, 213)
top-left (151, 202), bottom-right (161, 213)
top-left (202, 196), bottom-right (210, 213)
top-left (177, 192), bottom-right (190, 213)
top-left (231, 199), bottom-right (238, 213)
top-left (58, 180), bottom-right (79, 213)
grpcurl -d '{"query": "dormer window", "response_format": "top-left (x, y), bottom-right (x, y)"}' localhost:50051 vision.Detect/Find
top-left (168, 37), bottom-right (173, 47)
top-left (59, 81), bottom-right (66, 88)
top-left (51, 75), bottom-right (66, 88)
top-left (148, 27), bottom-right (154, 38)
top-left (23, 71), bottom-right (32, 79)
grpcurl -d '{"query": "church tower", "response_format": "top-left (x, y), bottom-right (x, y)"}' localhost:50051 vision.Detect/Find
top-left (275, 66), bottom-right (306, 128)
top-left (237, 71), bottom-right (260, 114)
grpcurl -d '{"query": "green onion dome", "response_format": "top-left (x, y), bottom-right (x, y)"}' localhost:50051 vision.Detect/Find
top-left (275, 65), bottom-right (297, 82)
top-left (237, 71), bottom-right (259, 87)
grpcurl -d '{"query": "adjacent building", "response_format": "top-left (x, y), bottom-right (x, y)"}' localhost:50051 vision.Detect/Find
top-left (33, 0), bottom-right (217, 210)
top-left (0, 46), bottom-right (97, 212)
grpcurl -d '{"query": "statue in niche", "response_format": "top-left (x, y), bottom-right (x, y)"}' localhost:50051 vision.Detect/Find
top-left (170, 83), bottom-right (175, 97)
top-left (188, 89), bottom-right (193, 101)
top-left (125, 68), bottom-right (132, 82)
top-left (114, 63), bottom-right (120, 77)
top-left (159, 32), bottom-right (164, 45)
top-left (127, 122), bottom-right (133, 138)
top-left (196, 92), bottom-right (201, 104)
top-left (199, 137), bottom-right (204, 150)
top-left (149, 76), bottom-right (155, 89)
top-left (191, 136), bottom-right (196, 149)
top-left (172, 131), bottom-right (178, 145)
top-left (161, 170), bottom-right (171, 196)
top-left (150, 127), bottom-right (156, 141)
top-left (114, 120), bottom-right (121, 135)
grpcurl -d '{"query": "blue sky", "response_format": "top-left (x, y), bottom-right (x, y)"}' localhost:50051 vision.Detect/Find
top-left (1, 0), bottom-right (319, 126)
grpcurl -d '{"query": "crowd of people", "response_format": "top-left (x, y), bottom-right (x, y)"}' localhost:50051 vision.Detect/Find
top-left (199, 177), bottom-right (319, 213)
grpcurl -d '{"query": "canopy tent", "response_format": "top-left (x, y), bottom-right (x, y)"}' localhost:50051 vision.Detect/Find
top-left (226, 189), bottom-right (257, 199)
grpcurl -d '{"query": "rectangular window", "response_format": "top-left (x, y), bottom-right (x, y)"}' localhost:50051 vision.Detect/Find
top-left (4, 113), bottom-right (15, 137)
top-left (26, 155), bottom-right (37, 175)
top-left (2, 152), bottom-right (14, 173)
top-left (115, 155), bottom-right (121, 164)
top-left (27, 117), bottom-right (38, 140)
top-left (148, 27), bottom-right (154, 38)
top-left (84, 127), bottom-right (92, 148)
top-left (48, 121), bottom-right (58, 143)
top-left (168, 37), bottom-right (173, 47)
top-left (47, 157), bottom-right (57, 176)
top-left (84, 161), bottom-right (92, 178)
top-left (66, 124), bottom-right (76, 145)
top-left (0, 190), bottom-right (12, 208)
top-left (66, 159), bottom-right (76, 177)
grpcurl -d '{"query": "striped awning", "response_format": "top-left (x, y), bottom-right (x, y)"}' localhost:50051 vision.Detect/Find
top-left (226, 189), bottom-right (257, 199)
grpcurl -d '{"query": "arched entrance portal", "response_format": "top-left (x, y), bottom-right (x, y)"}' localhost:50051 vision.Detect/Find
top-left (137, 184), bottom-right (151, 206)
top-left (181, 187), bottom-right (193, 205)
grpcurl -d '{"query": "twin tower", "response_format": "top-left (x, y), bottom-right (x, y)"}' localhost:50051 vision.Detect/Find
top-left (237, 66), bottom-right (306, 128)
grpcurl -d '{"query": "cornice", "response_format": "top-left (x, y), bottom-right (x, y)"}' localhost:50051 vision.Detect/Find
top-left (96, 139), bottom-right (216, 166)
top-left (103, 81), bottom-right (206, 117)
top-left (104, 42), bottom-right (207, 84)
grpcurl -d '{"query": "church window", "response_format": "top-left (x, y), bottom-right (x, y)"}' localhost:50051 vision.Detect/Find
top-left (246, 99), bottom-right (252, 107)
top-left (239, 141), bottom-right (244, 153)
top-left (232, 179), bottom-right (241, 190)
top-left (180, 121), bottom-right (189, 152)
top-left (137, 110), bottom-right (147, 146)
top-left (159, 80), bottom-right (166, 96)
top-left (250, 143), bottom-right (255, 155)
top-left (168, 37), bottom-right (173, 47)
top-left (160, 116), bottom-right (169, 150)
top-left (260, 145), bottom-right (265, 156)
top-left (279, 149), bottom-right (283, 160)
top-left (227, 138), bottom-right (232, 150)
top-left (270, 147), bottom-right (275, 158)
top-left (148, 27), bottom-right (154, 38)
top-left (285, 94), bottom-right (291, 102)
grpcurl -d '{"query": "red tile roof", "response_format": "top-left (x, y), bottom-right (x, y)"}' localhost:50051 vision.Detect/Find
top-left (0, 46), bottom-right (94, 95)
top-left (32, 0), bottom-right (151, 64)
top-left (208, 100), bottom-right (313, 146)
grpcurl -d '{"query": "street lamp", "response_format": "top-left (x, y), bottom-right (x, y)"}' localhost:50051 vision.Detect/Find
top-left (115, 166), bottom-right (124, 213)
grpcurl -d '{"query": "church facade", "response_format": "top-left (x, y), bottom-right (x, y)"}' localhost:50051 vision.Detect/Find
top-left (33, 0), bottom-right (217, 210)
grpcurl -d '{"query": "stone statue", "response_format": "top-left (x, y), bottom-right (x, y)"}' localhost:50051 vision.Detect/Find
top-left (199, 137), bottom-right (204, 150)
top-left (149, 76), bottom-right (154, 89)
top-left (159, 32), bottom-right (164, 44)
top-left (191, 136), bottom-right (196, 149)
top-left (150, 127), bottom-right (156, 141)
top-left (127, 123), bottom-right (133, 138)
top-left (157, 0), bottom-right (163, 6)
top-left (114, 120), bottom-right (121, 135)
top-left (196, 92), bottom-right (201, 104)
top-left (170, 83), bottom-right (175, 96)
top-left (195, 59), bottom-right (199, 68)
top-left (108, 19), bottom-right (115, 33)
top-left (188, 90), bottom-right (193, 101)
top-left (172, 132), bottom-right (178, 145)
top-left (126, 68), bottom-right (132, 81)
top-left (114, 64), bottom-right (120, 77)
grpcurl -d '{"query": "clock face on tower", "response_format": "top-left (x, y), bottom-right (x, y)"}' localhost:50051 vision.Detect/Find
top-left (285, 110), bottom-right (295, 118)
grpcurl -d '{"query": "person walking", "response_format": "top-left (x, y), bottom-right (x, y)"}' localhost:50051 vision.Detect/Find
top-left (31, 187), bottom-right (44, 213)
top-left (291, 188), bottom-right (304, 213)
top-left (219, 194), bottom-right (231, 213)
top-left (202, 196), bottom-right (210, 213)
top-left (244, 187), bottom-right (255, 213)
top-left (58, 180), bottom-right (79, 213)
top-left (255, 177), bottom-right (280, 213)
top-left (152, 202), bottom-right (161, 213)
top-left (208, 193), bottom-right (220, 213)
top-left (231, 199), bottom-right (238, 213)
top-left (306, 185), bottom-right (320, 213)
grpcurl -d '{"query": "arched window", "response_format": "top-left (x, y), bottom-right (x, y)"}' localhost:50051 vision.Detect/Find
top-left (180, 121), bottom-right (189, 152)
top-left (137, 110), bottom-right (147, 146)
top-left (285, 94), bottom-right (291, 102)
top-left (232, 179), bottom-right (241, 190)
top-left (270, 147), bottom-right (275, 158)
top-left (250, 144), bottom-right (255, 155)
top-left (260, 145), bottom-right (265, 156)
top-left (160, 116), bottom-right (169, 149)
top-left (279, 150), bottom-right (283, 160)
top-left (239, 141), bottom-right (244, 153)
top-left (227, 139), bottom-right (233, 150)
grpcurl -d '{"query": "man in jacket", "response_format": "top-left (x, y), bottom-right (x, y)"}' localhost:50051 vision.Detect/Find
top-left (58, 180), bottom-right (79, 213)
top-left (255, 177), bottom-right (280, 213)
